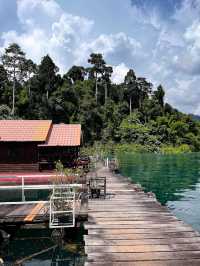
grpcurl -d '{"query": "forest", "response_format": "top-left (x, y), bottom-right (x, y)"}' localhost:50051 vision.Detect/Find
top-left (0, 43), bottom-right (200, 153)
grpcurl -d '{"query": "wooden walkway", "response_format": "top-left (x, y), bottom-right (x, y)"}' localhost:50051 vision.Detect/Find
top-left (84, 166), bottom-right (200, 266)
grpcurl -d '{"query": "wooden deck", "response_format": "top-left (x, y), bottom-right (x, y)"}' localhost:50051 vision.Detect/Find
top-left (0, 200), bottom-right (88, 227)
top-left (84, 166), bottom-right (200, 266)
top-left (0, 203), bottom-right (49, 225)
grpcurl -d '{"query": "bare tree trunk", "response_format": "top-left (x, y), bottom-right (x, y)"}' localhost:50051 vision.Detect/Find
top-left (12, 78), bottom-right (15, 116)
top-left (95, 72), bottom-right (98, 104)
top-left (28, 73), bottom-right (31, 97)
top-left (105, 82), bottom-right (107, 104)
top-left (129, 97), bottom-right (132, 115)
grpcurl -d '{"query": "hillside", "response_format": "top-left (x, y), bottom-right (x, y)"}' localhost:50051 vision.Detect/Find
top-left (0, 43), bottom-right (200, 152)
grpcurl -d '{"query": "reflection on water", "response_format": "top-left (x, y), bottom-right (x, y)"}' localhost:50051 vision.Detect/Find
top-left (118, 152), bottom-right (200, 232)
top-left (0, 227), bottom-right (85, 265)
top-left (0, 189), bottom-right (51, 202)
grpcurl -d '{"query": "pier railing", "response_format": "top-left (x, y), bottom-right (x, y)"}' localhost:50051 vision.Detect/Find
top-left (0, 178), bottom-right (82, 204)
top-left (0, 176), bottom-right (84, 228)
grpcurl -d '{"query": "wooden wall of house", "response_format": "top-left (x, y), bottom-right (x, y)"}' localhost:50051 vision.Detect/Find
top-left (39, 146), bottom-right (80, 167)
top-left (0, 142), bottom-right (40, 163)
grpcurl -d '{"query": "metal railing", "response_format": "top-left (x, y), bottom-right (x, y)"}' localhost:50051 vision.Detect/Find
top-left (0, 176), bottom-right (83, 228)
top-left (0, 174), bottom-right (81, 204)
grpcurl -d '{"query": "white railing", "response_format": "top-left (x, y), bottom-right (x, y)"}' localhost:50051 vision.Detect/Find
top-left (0, 175), bottom-right (81, 203)
top-left (0, 176), bottom-right (83, 228)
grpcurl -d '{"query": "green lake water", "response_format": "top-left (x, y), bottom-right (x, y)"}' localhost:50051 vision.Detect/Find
top-left (1, 227), bottom-right (86, 265)
top-left (118, 152), bottom-right (200, 232)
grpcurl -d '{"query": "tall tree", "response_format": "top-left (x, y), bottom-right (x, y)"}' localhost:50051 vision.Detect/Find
top-left (1, 43), bottom-right (26, 115)
top-left (102, 65), bottom-right (113, 103)
top-left (88, 53), bottom-right (106, 103)
top-left (24, 59), bottom-right (37, 97)
top-left (136, 77), bottom-right (152, 108)
top-left (66, 65), bottom-right (85, 84)
top-left (153, 85), bottom-right (165, 108)
top-left (124, 69), bottom-right (137, 114)
top-left (38, 55), bottom-right (59, 99)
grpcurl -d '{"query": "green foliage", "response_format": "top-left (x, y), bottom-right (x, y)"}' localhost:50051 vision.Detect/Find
top-left (0, 104), bottom-right (12, 119)
top-left (161, 144), bottom-right (192, 154)
top-left (115, 143), bottom-right (152, 153)
top-left (0, 43), bottom-right (200, 154)
top-left (55, 160), bottom-right (84, 181)
top-left (66, 66), bottom-right (85, 83)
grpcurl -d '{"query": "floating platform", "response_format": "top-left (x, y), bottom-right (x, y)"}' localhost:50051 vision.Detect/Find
top-left (0, 201), bottom-right (87, 228)
top-left (0, 172), bottom-right (88, 229)
top-left (84, 166), bottom-right (200, 266)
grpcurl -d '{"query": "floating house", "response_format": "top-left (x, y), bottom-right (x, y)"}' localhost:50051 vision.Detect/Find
top-left (0, 120), bottom-right (81, 171)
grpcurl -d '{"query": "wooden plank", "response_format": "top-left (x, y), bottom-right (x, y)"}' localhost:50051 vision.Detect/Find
top-left (89, 204), bottom-right (160, 208)
top-left (87, 227), bottom-right (194, 235)
top-left (88, 217), bottom-right (179, 223)
top-left (87, 251), bottom-right (200, 261)
top-left (105, 194), bottom-right (149, 198)
top-left (85, 243), bottom-right (200, 253)
top-left (89, 199), bottom-right (157, 203)
top-left (88, 208), bottom-right (168, 213)
top-left (85, 222), bottom-right (185, 229)
top-left (89, 204), bottom-right (162, 208)
top-left (84, 237), bottom-right (200, 245)
top-left (85, 260), bottom-right (200, 266)
top-left (88, 211), bottom-right (171, 217)
top-left (37, 203), bottom-right (49, 215)
top-left (0, 205), bottom-right (18, 216)
top-left (24, 202), bottom-right (45, 222)
top-left (84, 231), bottom-right (200, 240)
top-left (105, 190), bottom-right (143, 195)
top-left (6, 204), bottom-right (35, 217)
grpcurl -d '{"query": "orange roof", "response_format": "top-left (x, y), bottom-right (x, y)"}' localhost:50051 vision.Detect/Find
top-left (0, 120), bottom-right (52, 142)
top-left (40, 124), bottom-right (81, 146)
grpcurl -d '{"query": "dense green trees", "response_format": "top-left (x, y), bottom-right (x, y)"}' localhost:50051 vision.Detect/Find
top-left (0, 43), bottom-right (200, 152)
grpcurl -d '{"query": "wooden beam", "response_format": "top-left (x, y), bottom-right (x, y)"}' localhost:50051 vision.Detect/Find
top-left (24, 202), bottom-right (45, 222)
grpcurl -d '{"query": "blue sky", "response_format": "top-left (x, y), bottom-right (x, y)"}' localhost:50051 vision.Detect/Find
top-left (0, 0), bottom-right (200, 114)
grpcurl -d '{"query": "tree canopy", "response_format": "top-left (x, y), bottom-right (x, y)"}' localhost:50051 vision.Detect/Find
top-left (1, 43), bottom-right (200, 152)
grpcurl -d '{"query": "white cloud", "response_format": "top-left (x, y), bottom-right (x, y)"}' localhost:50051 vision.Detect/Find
top-left (1, 0), bottom-right (200, 113)
top-left (185, 20), bottom-right (200, 55)
top-left (166, 77), bottom-right (200, 114)
top-left (173, 0), bottom-right (200, 26)
top-left (1, 0), bottom-right (94, 73)
top-left (17, 0), bottom-right (62, 26)
top-left (74, 32), bottom-right (141, 66)
top-left (112, 63), bottom-right (129, 84)
top-left (138, 0), bottom-right (200, 114)
top-left (1, 0), bottom-right (139, 76)
top-left (1, 0), bottom-right (142, 76)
